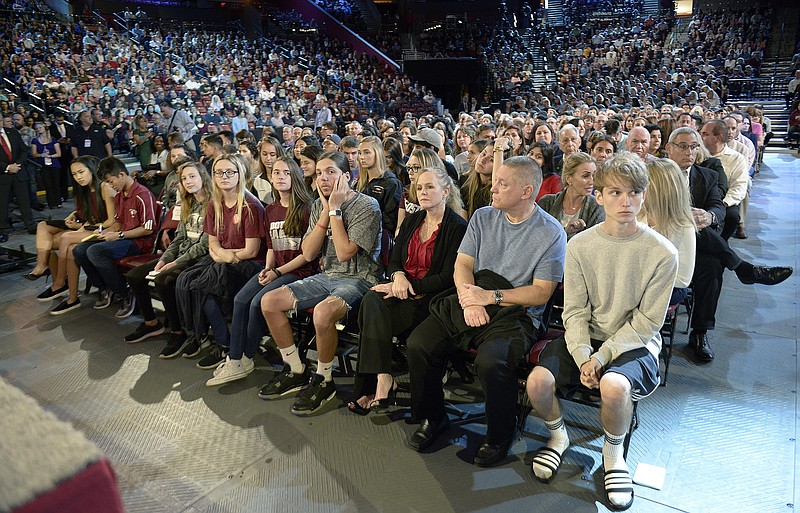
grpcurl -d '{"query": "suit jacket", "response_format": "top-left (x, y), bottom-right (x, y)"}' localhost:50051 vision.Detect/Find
top-left (691, 163), bottom-right (739, 269)
top-left (386, 207), bottom-right (467, 296)
top-left (0, 127), bottom-right (29, 178)
top-left (50, 122), bottom-right (71, 143)
top-left (697, 156), bottom-right (728, 199)
top-left (689, 164), bottom-right (725, 228)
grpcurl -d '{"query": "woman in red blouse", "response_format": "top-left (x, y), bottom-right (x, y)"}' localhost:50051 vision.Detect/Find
top-left (348, 166), bottom-right (468, 415)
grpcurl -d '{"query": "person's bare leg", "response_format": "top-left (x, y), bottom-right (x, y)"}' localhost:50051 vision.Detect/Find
top-left (260, 286), bottom-right (298, 350)
top-left (373, 373), bottom-right (395, 402)
top-left (311, 296), bottom-right (348, 366)
top-left (527, 366), bottom-right (570, 482)
top-left (31, 222), bottom-right (59, 275)
top-left (65, 245), bottom-right (81, 303)
top-left (52, 231), bottom-right (85, 291)
top-left (599, 372), bottom-right (634, 509)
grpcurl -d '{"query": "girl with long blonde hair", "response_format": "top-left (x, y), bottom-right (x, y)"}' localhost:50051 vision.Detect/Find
top-left (174, 153), bottom-right (266, 367)
top-left (124, 161), bottom-right (212, 352)
top-left (642, 158), bottom-right (697, 305)
top-left (358, 135), bottom-right (403, 235)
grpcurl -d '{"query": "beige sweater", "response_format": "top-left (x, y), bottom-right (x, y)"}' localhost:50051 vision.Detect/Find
top-left (564, 223), bottom-right (678, 369)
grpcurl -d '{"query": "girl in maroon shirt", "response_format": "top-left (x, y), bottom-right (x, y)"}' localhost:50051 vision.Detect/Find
top-left (174, 154), bottom-right (265, 369)
top-left (207, 156), bottom-right (318, 386)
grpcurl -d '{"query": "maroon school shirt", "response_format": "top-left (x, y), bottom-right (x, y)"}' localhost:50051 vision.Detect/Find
top-left (115, 180), bottom-right (158, 253)
top-left (264, 201), bottom-right (318, 278)
top-left (203, 192), bottom-right (266, 261)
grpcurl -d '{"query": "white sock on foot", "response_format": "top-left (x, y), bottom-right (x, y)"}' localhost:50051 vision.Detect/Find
top-left (532, 417), bottom-right (570, 481)
top-left (317, 360), bottom-right (334, 382)
top-left (280, 344), bottom-right (304, 374)
top-left (603, 430), bottom-right (633, 508)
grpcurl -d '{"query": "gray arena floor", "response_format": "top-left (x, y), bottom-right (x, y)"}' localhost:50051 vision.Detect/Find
top-left (1, 152), bottom-right (798, 513)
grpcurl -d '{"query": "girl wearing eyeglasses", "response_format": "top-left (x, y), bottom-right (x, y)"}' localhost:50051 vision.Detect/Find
top-left (207, 156), bottom-right (319, 386)
top-left (174, 154), bottom-right (266, 369)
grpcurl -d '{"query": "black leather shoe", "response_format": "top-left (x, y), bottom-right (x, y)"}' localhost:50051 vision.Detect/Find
top-left (474, 438), bottom-right (513, 467)
top-left (736, 265), bottom-right (793, 286)
top-left (690, 331), bottom-right (714, 362)
top-left (0, 233), bottom-right (8, 243)
top-left (408, 417), bottom-right (450, 452)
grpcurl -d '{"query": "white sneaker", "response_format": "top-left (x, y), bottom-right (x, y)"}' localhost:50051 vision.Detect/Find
top-left (206, 356), bottom-right (254, 386)
top-left (212, 355), bottom-right (254, 377)
top-left (212, 356), bottom-right (232, 377)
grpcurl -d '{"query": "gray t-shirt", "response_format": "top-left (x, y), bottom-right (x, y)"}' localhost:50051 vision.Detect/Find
top-left (307, 192), bottom-right (382, 284)
top-left (458, 205), bottom-right (566, 329)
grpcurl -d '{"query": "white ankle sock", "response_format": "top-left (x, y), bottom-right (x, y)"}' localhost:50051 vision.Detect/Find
top-left (602, 430), bottom-right (626, 471)
top-left (532, 417), bottom-right (570, 481)
top-left (280, 345), bottom-right (304, 374)
top-left (317, 360), bottom-right (334, 382)
top-left (603, 430), bottom-right (632, 508)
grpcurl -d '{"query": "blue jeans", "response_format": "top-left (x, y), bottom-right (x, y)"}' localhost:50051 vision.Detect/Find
top-left (225, 273), bottom-right (301, 359)
top-left (73, 239), bottom-right (140, 296)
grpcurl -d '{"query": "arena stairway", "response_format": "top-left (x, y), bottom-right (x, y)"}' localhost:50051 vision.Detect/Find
top-left (545, 0), bottom-right (564, 27)
top-left (521, 28), bottom-right (559, 89)
top-left (642, 0), bottom-right (660, 16)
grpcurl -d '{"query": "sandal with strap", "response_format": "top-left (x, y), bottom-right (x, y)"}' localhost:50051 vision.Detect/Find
top-left (604, 466), bottom-right (634, 511)
top-left (368, 377), bottom-right (398, 413)
top-left (531, 446), bottom-right (565, 483)
top-left (347, 398), bottom-right (372, 416)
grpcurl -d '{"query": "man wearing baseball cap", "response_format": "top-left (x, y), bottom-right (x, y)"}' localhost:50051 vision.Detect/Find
top-left (409, 128), bottom-right (458, 181)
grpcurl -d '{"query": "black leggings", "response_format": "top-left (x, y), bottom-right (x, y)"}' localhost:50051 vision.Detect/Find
top-left (125, 259), bottom-right (190, 329)
top-left (40, 166), bottom-right (61, 208)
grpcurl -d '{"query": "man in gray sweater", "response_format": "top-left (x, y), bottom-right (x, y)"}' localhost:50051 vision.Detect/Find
top-left (526, 153), bottom-right (678, 511)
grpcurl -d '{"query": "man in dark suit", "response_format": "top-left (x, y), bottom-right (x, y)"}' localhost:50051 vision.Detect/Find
top-left (666, 127), bottom-right (792, 362)
top-left (50, 112), bottom-right (73, 201)
top-left (0, 117), bottom-right (34, 242)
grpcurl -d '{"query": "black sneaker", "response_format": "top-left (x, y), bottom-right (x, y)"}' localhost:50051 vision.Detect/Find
top-left (124, 321), bottom-right (165, 343)
top-left (258, 364), bottom-right (309, 400)
top-left (50, 297), bottom-right (81, 315)
top-left (182, 336), bottom-right (210, 358)
top-left (37, 284), bottom-right (68, 302)
top-left (291, 374), bottom-right (336, 416)
top-left (159, 332), bottom-right (188, 359)
top-left (196, 344), bottom-right (227, 369)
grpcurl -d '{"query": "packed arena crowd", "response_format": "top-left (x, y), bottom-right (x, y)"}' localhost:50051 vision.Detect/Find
top-left (477, 7), bottom-right (772, 110)
top-left (1, 1), bottom-right (797, 510)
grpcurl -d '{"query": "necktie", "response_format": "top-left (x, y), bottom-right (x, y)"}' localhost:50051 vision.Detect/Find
top-left (0, 130), bottom-right (13, 161)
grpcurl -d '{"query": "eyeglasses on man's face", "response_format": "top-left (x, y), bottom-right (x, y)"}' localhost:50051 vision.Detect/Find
top-left (671, 143), bottom-right (700, 152)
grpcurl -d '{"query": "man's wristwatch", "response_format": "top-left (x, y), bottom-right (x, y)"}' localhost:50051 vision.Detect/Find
top-left (709, 211), bottom-right (718, 226)
top-left (493, 289), bottom-right (503, 305)
top-left (118, 231), bottom-right (125, 240)
top-left (329, 209), bottom-right (342, 217)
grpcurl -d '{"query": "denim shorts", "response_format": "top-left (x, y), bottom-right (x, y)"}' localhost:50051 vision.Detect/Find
top-left (286, 273), bottom-right (372, 313)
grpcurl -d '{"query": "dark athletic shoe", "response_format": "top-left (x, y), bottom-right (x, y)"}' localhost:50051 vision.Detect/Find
top-left (124, 321), bottom-right (165, 343)
top-left (290, 374), bottom-right (336, 416)
top-left (257, 364), bottom-right (309, 400)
